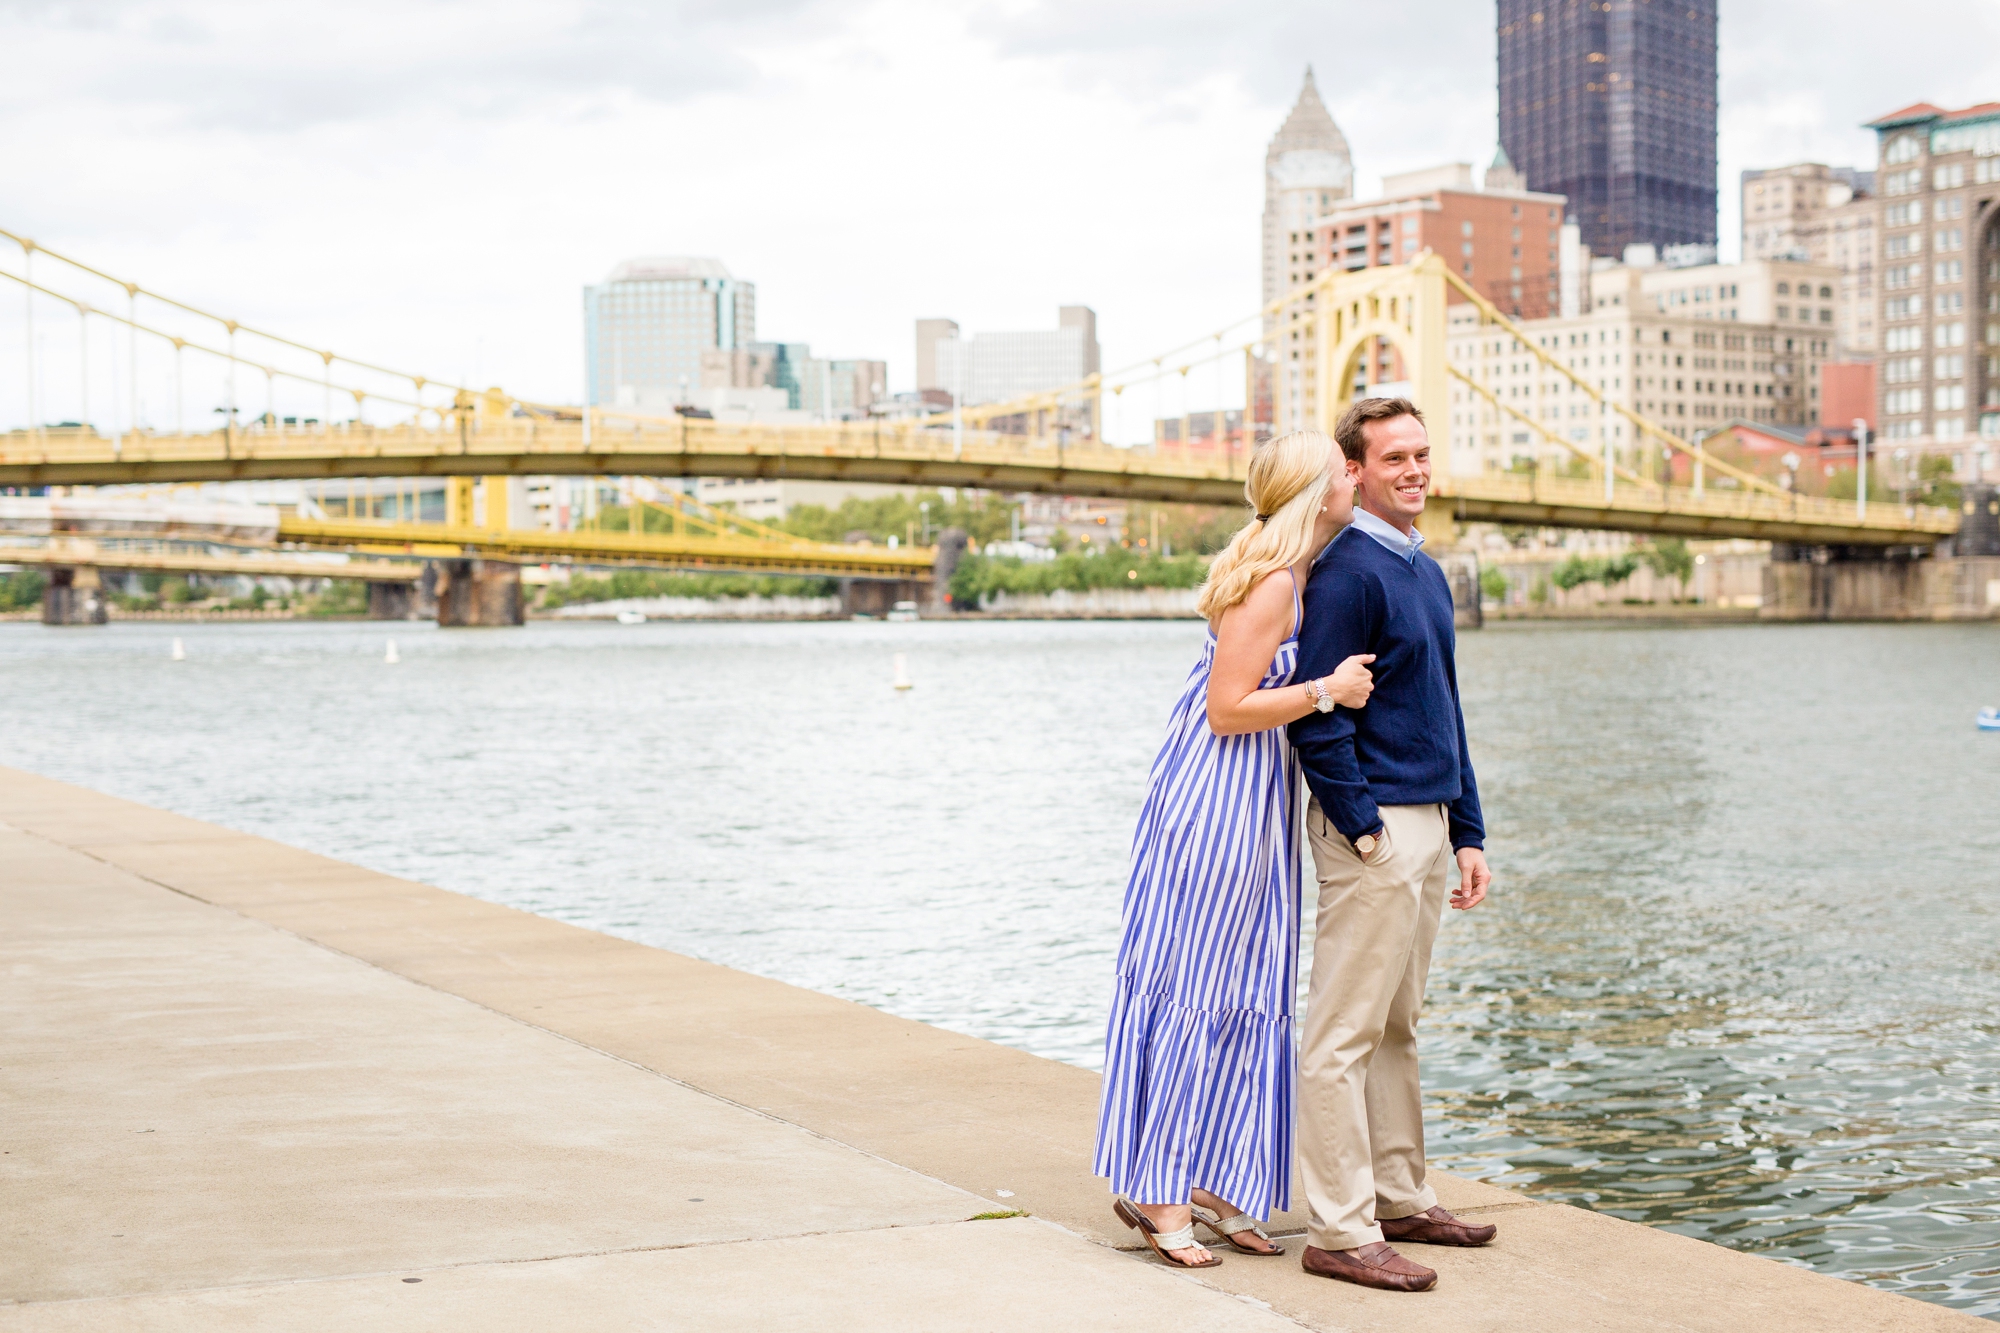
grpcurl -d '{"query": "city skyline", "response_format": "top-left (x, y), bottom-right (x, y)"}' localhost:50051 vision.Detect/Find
top-left (1, 0), bottom-right (1997, 428)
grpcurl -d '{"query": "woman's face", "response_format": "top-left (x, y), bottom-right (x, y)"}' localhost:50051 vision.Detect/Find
top-left (1315, 457), bottom-right (1356, 540)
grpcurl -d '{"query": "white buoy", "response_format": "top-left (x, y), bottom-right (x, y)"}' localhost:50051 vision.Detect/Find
top-left (892, 652), bottom-right (913, 691)
top-left (170, 638), bottom-right (185, 661)
top-left (385, 640), bottom-right (400, 664)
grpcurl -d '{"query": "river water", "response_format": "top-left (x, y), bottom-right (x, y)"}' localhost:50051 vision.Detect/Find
top-left (4, 617), bottom-right (1998, 1317)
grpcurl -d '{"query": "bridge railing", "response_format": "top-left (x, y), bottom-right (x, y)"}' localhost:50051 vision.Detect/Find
top-left (1, 418), bottom-right (1960, 540)
top-left (1440, 470), bottom-right (1960, 536)
top-left (0, 414), bottom-right (1256, 486)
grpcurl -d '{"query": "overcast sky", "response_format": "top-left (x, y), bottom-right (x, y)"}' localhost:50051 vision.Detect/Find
top-left (2, 0), bottom-right (1997, 431)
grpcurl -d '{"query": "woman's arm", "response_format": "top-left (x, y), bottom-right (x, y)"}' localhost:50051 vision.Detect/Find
top-left (1206, 570), bottom-right (1374, 736)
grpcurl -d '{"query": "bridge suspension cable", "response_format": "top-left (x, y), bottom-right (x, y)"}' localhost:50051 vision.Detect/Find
top-left (1, 227), bottom-right (464, 404)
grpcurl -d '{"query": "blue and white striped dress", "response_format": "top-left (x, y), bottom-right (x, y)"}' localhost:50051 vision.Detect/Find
top-left (1094, 578), bottom-right (1301, 1215)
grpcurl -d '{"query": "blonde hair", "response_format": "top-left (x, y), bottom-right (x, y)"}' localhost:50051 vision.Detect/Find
top-left (1194, 428), bottom-right (1337, 621)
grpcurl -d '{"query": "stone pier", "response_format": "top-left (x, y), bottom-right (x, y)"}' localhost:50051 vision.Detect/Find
top-left (431, 558), bottom-right (523, 627)
top-left (39, 567), bottom-right (107, 626)
top-left (1761, 550), bottom-right (2000, 621)
top-left (837, 577), bottom-right (927, 617)
top-left (0, 766), bottom-right (1982, 1331)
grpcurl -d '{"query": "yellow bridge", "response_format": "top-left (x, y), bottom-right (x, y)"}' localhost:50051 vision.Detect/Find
top-left (0, 230), bottom-right (1961, 609)
top-left (1, 412), bottom-right (1953, 551)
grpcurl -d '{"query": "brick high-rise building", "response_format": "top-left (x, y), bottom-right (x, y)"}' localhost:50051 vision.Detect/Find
top-left (1497, 0), bottom-right (1717, 257)
top-left (1312, 161), bottom-right (1572, 320)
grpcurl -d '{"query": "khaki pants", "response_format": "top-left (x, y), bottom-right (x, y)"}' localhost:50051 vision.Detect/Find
top-left (1299, 800), bottom-right (1452, 1251)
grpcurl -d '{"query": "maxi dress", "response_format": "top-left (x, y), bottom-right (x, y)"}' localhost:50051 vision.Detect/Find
top-left (1093, 578), bottom-right (1300, 1216)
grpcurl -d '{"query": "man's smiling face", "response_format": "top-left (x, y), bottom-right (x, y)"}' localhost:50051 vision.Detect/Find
top-left (1346, 413), bottom-right (1432, 534)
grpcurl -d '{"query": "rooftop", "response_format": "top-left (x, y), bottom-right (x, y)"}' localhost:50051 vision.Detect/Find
top-left (1865, 100), bottom-right (2000, 130)
top-left (602, 256), bottom-right (734, 284)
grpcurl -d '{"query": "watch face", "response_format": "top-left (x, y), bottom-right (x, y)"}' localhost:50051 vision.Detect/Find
top-left (1317, 695), bottom-right (1336, 712)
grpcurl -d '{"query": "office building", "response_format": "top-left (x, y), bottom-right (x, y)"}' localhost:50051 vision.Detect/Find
top-left (1741, 163), bottom-right (1874, 261)
top-left (922, 308), bottom-right (1100, 406)
top-left (1446, 252), bottom-right (1834, 478)
top-left (582, 257), bottom-right (755, 407)
top-left (1313, 160), bottom-right (1573, 317)
top-left (1497, 0), bottom-right (1718, 256)
top-left (1261, 69), bottom-right (1355, 433)
top-left (1863, 100), bottom-right (2000, 445)
top-left (1273, 160), bottom-right (1577, 434)
top-left (693, 343), bottom-right (885, 422)
top-left (913, 319), bottom-right (960, 394)
top-left (1740, 162), bottom-right (1878, 358)
top-left (1263, 68), bottom-right (1355, 311)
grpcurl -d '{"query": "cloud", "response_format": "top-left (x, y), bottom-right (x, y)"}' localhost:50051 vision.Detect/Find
top-left (0, 0), bottom-right (851, 132)
top-left (0, 0), bottom-right (1996, 432)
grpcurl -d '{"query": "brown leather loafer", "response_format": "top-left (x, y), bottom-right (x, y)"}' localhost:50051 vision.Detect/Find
top-left (1380, 1205), bottom-right (1497, 1247)
top-left (1300, 1241), bottom-right (1437, 1292)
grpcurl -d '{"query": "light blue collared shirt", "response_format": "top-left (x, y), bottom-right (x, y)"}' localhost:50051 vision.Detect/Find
top-left (1346, 505), bottom-right (1425, 564)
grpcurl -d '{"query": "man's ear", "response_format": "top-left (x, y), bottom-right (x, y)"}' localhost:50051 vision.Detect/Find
top-left (1345, 457), bottom-right (1362, 481)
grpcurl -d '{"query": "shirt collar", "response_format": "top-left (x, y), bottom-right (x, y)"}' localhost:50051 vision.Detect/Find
top-left (1347, 505), bottom-right (1425, 563)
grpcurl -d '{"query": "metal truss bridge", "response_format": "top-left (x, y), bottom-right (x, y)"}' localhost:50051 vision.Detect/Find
top-left (1, 230), bottom-right (1961, 581)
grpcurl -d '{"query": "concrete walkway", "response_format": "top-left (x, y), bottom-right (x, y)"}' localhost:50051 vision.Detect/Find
top-left (0, 767), bottom-right (1981, 1331)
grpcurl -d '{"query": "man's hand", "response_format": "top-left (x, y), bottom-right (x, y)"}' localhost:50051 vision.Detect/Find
top-left (1451, 848), bottom-right (1491, 910)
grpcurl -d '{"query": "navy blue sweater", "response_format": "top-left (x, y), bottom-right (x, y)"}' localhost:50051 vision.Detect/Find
top-left (1288, 527), bottom-right (1485, 851)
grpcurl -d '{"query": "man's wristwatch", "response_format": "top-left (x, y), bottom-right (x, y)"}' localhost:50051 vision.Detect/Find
top-left (1355, 828), bottom-right (1384, 858)
top-left (1308, 678), bottom-right (1336, 713)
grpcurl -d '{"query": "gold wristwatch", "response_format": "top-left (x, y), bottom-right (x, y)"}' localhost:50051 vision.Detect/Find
top-left (1309, 678), bottom-right (1336, 713)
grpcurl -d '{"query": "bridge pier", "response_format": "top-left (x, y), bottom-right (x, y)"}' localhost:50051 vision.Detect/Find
top-left (366, 578), bottom-right (432, 621)
top-left (1761, 542), bottom-right (2000, 622)
top-left (41, 568), bottom-right (108, 626)
top-left (838, 579), bottom-right (929, 618)
top-left (431, 558), bottom-right (523, 627)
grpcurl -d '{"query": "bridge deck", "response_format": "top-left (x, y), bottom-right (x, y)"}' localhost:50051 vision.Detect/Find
top-left (0, 421), bottom-right (1959, 547)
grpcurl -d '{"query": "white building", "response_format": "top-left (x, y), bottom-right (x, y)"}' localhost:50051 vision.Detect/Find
top-left (583, 258), bottom-right (756, 407)
top-left (922, 307), bottom-right (1100, 406)
top-left (1445, 253), bottom-right (1837, 476)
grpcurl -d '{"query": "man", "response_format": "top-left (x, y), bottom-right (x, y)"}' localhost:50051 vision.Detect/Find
top-left (1286, 397), bottom-right (1495, 1292)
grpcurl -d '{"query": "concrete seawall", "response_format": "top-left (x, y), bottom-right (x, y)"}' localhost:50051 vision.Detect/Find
top-left (1, 767), bottom-right (1982, 1330)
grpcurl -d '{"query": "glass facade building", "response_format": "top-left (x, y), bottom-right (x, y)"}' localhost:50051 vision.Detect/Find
top-left (1497, 0), bottom-right (1717, 256)
top-left (583, 258), bottom-right (755, 407)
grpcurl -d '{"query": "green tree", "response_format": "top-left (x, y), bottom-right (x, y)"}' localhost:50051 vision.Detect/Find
top-left (1636, 537), bottom-right (1694, 585)
top-left (0, 570), bottom-right (48, 611)
top-left (948, 551), bottom-right (1210, 607)
top-left (1550, 553), bottom-right (1638, 592)
top-left (1478, 565), bottom-right (1510, 602)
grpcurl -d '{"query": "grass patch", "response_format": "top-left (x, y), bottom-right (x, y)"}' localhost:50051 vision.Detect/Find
top-left (968, 1210), bottom-right (1030, 1221)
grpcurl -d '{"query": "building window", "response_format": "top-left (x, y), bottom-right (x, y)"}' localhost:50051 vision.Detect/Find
top-left (1886, 134), bottom-right (1922, 164)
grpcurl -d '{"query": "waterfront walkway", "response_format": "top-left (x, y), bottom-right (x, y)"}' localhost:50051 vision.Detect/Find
top-left (0, 767), bottom-right (1980, 1331)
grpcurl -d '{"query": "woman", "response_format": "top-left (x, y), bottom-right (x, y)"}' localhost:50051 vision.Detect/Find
top-left (1094, 428), bottom-right (1372, 1269)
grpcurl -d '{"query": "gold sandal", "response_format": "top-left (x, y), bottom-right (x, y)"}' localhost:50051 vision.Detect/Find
top-left (1190, 1203), bottom-right (1285, 1256)
top-left (1112, 1196), bottom-right (1223, 1268)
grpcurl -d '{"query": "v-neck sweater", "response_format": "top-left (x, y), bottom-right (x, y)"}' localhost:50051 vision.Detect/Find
top-left (1287, 526), bottom-right (1485, 851)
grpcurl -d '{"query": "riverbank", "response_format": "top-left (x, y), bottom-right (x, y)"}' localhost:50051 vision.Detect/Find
top-left (2, 766), bottom-right (1979, 1331)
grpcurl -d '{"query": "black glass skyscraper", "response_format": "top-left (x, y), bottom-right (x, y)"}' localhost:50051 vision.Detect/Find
top-left (1497, 0), bottom-right (1717, 256)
